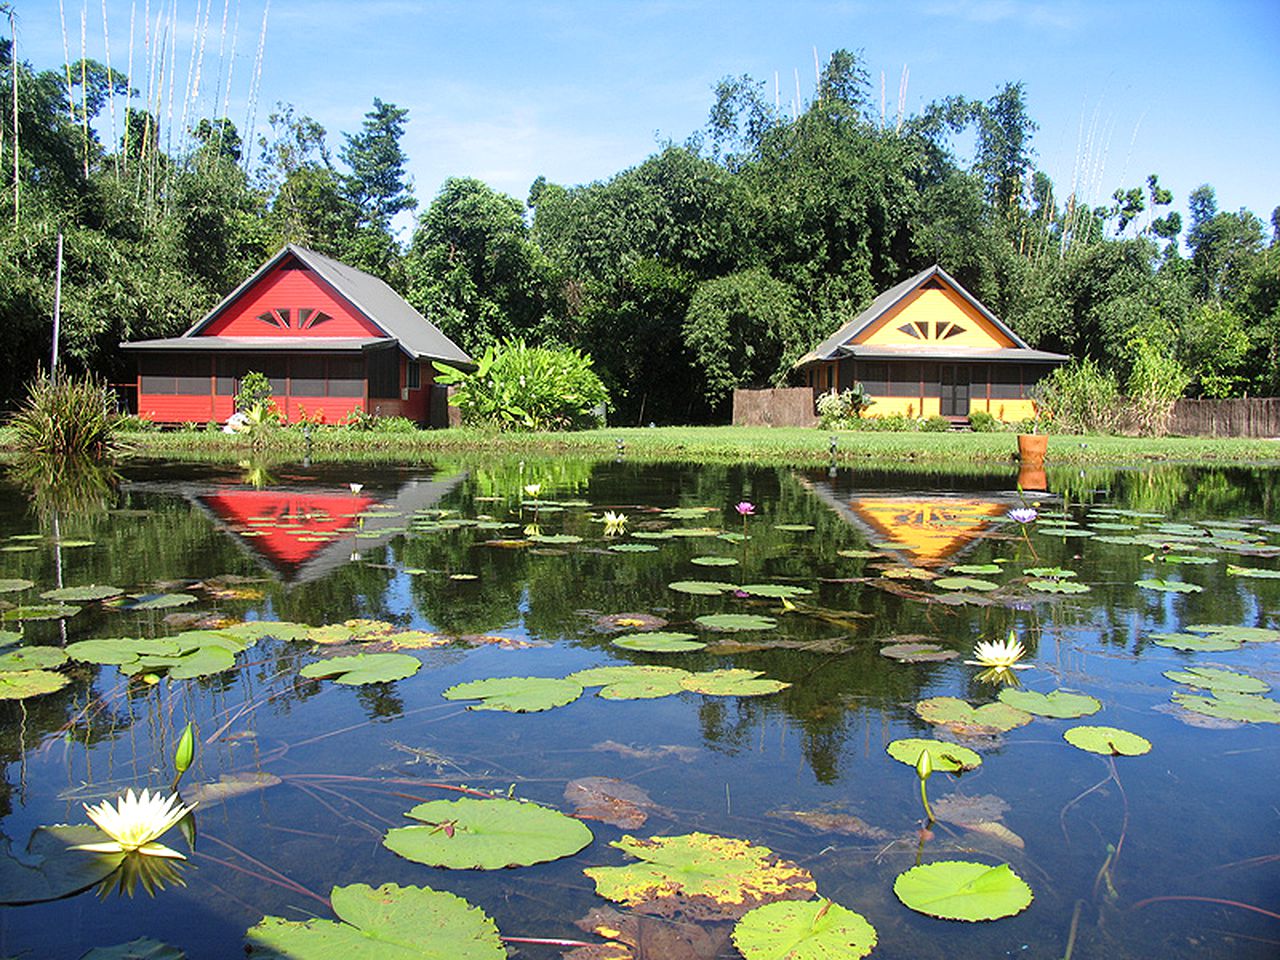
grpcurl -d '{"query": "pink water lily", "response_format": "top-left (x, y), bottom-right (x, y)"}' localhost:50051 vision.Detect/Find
top-left (1007, 507), bottom-right (1038, 524)
top-left (735, 501), bottom-right (756, 517)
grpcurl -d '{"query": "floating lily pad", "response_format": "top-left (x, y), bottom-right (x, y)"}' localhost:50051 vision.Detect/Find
top-left (1063, 725), bottom-right (1152, 756)
top-left (0, 631), bottom-right (22, 647)
top-left (997, 689), bottom-right (1101, 718)
top-left (695, 614), bottom-right (778, 632)
top-left (893, 861), bottom-right (1033, 921)
top-left (1171, 691), bottom-right (1280, 724)
top-left (732, 899), bottom-right (877, 960)
top-left (737, 584), bottom-right (813, 599)
top-left (933, 577), bottom-right (1000, 592)
top-left (1161, 555), bottom-right (1217, 565)
top-left (691, 556), bottom-right (739, 567)
top-left (663, 507), bottom-right (716, 519)
top-left (307, 624), bottom-right (354, 645)
top-left (680, 669), bottom-right (789, 697)
top-left (0, 579), bottom-right (34, 594)
top-left (772, 524), bottom-right (815, 532)
top-left (886, 738), bottom-right (982, 772)
top-left (1185, 623), bottom-right (1280, 644)
top-left (0, 647), bottom-right (68, 671)
top-left (668, 580), bottom-right (738, 596)
top-left (1135, 579), bottom-right (1202, 594)
top-left (79, 938), bottom-right (185, 960)
top-left (609, 543), bottom-right (660, 553)
top-left (384, 797), bottom-right (593, 869)
top-left (122, 593), bottom-right (198, 611)
top-left (568, 665), bottom-right (692, 700)
top-left (584, 833), bottom-right (816, 921)
top-left (299, 653), bottom-right (421, 685)
top-left (1023, 566), bottom-right (1077, 578)
top-left (443, 676), bottom-right (583, 711)
top-left (529, 533), bottom-right (582, 545)
top-left (612, 632), bottom-right (705, 653)
top-left (246, 882), bottom-right (504, 959)
top-left (1225, 564), bottom-right (1280, 579)
top-left (880, 642), bottom-right (959, 662)
top-left (594, 612), bottom-right (668, 633)
top-left (222, 621), bottom-right (313, 642)
top-left (0, 670), bottom-right (70, 700)
top-left (1150, 632), bottom-right (1242, 652)
top-left (0, 824), bottom-right (124, 905)
top-left (915, 697), bottom-right (1033, 734)
top-left (0, 545), bottom-right (38, 552)
top-left (1, 604), bottom-right (79, 622)
top-left (66, 637), bottom-right (180, 666)
top-left (1028, 579), bottom-right (1092, 594)
top-left (1163, 667), bottom-right (1269, 694)
top-left (951, 564), bottom-right (1002, 575)
top-left (836, 549), bottom-right (882, 559)
top-left (633, 531), bottom-right (674, 541)
top-left (38, 584), bottom-right (122, 602)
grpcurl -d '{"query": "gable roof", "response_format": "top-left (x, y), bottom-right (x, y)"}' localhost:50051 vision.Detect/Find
top-left (125, 244), bottom-right (474, 368)
top-left (796, 264), bottom-right (1062, 365)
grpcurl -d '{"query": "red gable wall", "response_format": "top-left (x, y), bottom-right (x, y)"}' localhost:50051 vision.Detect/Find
top-left (200, 257), bottom-right (384, 339)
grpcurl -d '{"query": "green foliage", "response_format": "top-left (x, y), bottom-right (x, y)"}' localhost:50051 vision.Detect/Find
top-left (968, 410), bottom-right (999, 432)
top-left (921, 415), bottom-right (951, 432)
top-left (1127, 337), bottom-right (1191, 436)
top-left (816, 385), bottom-right (872, 428)
top-left (1033, 358), bottom-right (1122, 434)
top-left (235, 371), bottom-right (275, 414)
top-left (434, 339), bottom-right (609, 431)
top-left (9, 369), bottom-right (123, 458)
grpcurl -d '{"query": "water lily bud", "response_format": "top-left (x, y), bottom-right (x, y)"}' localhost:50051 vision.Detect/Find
top-left (174, 722), bottom-right (195, 777)
top-left (915, 748), bottom-right (933, 782)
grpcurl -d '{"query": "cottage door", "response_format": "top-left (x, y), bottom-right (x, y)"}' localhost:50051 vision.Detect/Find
top-left (940, 365), bottom-right (970, 417)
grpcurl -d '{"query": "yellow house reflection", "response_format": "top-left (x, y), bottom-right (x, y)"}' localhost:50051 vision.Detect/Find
top-left (852, 496), bottom-right (1010, 567)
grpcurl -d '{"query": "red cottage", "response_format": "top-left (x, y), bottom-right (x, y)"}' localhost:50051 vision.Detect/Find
top-left (122, 244), bottom-right (474, 426)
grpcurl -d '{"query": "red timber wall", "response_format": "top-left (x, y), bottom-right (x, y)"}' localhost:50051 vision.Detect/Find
top-left (135, 257), bottom-right (433, 425)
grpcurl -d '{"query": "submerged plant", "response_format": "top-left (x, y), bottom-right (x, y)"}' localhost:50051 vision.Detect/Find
top-left (74, 789), bottom-right (195, 859)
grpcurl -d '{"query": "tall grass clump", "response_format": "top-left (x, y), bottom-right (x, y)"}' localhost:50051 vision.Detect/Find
top-left (1033, 359), bottom-right (1123, 434)
top-left (434, 340), bottom-right (609, 431)
top-left (9, 369), bottom-right (124, 458)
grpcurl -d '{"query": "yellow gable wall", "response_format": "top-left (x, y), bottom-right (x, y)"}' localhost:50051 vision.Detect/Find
top-left (859, 286), bottom-right (1015, 350)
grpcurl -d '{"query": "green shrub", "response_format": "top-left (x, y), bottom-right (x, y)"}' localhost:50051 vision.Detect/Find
top-left (968, 410), bottom-right (999, 432)
top-left (1033, 359), bottom-right (1122, 434)
top-left (816, 384), bottom-right (873, 429)
top-left (1127, 337), bottom-right (1191, 436)
top-left (921, 415), bottom-right (951, 432)
top-left (434, 339), bottom-right (610, 431)
top-left (235, 371), bottom-right (277, 416)
top-left (851, 414), bottom-right (916, 432)
top-left (9, 369), bottom-right (124, 458)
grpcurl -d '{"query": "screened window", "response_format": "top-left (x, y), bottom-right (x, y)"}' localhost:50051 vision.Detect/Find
top-left (142, 355), bottom-right (210, 394)
top-left (329, 358), bottom-right (364, 397)
top-left (990, 364), bottom-right (1024, 399)
top-left (290, 357), bottom-right (325, 397)
top-left (406, 361), bottom-right (421, 390)
top-left (887, 361), bottom-right (922, 397)
top-left (857, 362), bottom-right (888, 396)
top-left (367, 349), bottom-right (400, 399)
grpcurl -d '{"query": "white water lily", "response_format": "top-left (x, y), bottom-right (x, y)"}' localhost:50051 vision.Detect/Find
top-left (602, 511), bottom-right (628, 535)
top-left (523, 483), bottom-right (542, 498)
top-left (349, 482), bottom-right (363, 494)
top-left (965, 632), bottom-right (1031, 670)
top-left (73, 789), bottom-right (195, 859)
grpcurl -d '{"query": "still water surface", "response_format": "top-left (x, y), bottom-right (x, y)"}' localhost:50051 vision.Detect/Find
top-left (0, 458), bottom-right (1276, 958)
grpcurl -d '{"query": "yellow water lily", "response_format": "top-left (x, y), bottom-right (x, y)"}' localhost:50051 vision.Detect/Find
top-left (602, 511), bottom-right (628, 535)
top-left (74, 789), bottom-right (195, 859)
top-left (965, 631), bottom-right (1031, 670)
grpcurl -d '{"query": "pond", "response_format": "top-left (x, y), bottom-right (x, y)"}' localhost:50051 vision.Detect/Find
top-left (0, 456), bottom-right (1276, 959)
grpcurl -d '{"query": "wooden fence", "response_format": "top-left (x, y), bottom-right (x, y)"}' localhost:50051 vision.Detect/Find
top-left (732, 388), bottom-right (817, 427)
top-left (1169, 398), bottom-right (1280, 438)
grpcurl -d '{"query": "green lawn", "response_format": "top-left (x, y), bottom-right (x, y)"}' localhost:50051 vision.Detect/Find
top-left (31, 425), bottom-right (1278, 467)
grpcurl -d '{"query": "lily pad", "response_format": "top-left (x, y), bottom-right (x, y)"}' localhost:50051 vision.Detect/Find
top-left (997, 689), bottom-right (1101, 718)
top-left (0, 647), bottom-right (68, 672)
top-left (0, 824), bottom-right (124, 904)
top-left (691, 556), bottom-right (739, 567)
top-left (1171, 691), bottom-right (1280, 724)
top-left (1, 604), bottom-right (79, 622)
top-left (121, 593), bottom-right (199, 611)
top-left (0, 579), bottom-right (35, 594)
top-left (951, 563), bottom-right (1002, 575)
top-left (612, 632), bottom-right (705, 653)
top-left (886, 738), bottom-right (982, 772)
top-left (1063, 725), bottom-right (1152, 756)
top-left (1185, 623), bottom-right (1280, 644)
top-left (1160, 555), bottom-right (1217, 565)
top-left (880, 642), bottom-right (959, 662)
top-left (915, 697), bottom-right (1033, 734)
top-left (732, 899), bottom-right (877, 960)
top-left (1135, 579), bottom-right (1202, 594)
top-left (299, 653), bottom-right (421, 685)
top-left (0, 670), bottom-right (71, 700)
top-left (933, 577), bottom-right (999, 592)
top-left (246, 882), bottom-right (504, 959)
top-left (0, 631), bottom-right (22, 647)
top-left (1163, 667), bottom-right (1269, 695)
top-left (680, 669), bottom-right (790, 697)
top-left (384, 797), bottom-right (593, 869)
top-left (222, 621), bottom-right (313, 642)
top-left (695, 614), bottom-right (778, 632)
top-left (893, 860), bottom-right (1033, 921)
top-left (39, 584), bottom-right (123, 602)
top-left (568, 665), bottom-right (692, 700)
top-left (1226, 564), bottom-right (1280, 579)
top-left (1150, 632), bottom-right (1242, 652)
top-left (443, 676), bottom-right (583, 711)
top-left (609, 543), bottom-right (660, 553)
top-left (1028, 579), bottom-right (1091, 594)
top-left (79, 939), bottom-right (185, 960)
top-left (836, 549), bottom-right (882, 559)
top-left (772, 523), bottom-right (815, 532)
top-left (669, 580), bottom-right (738, 596)
top-left (584, 832), bottom-right (816, 921)
top-left (737, 584), bottom-right (813, 599)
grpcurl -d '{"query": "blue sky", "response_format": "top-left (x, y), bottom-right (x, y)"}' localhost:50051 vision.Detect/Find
top-left (14, 1), bottom-right (1280, 240)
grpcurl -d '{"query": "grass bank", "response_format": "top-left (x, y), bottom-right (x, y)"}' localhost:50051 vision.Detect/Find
top-left (8, 425), bottom-right (1272, 468)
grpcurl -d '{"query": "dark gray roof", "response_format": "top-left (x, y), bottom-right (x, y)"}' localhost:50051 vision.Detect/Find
top-left (796, 265), bottom-right (1041, 366)
top-left (122, 336), bottom-right (386, 352)
top-left (123, 244), bottom-right (475, 369)
top-left (833, 344), bottom-right (1068, 363)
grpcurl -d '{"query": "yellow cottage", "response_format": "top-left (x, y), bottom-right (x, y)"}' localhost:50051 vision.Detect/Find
top-left (795, 265), bottom-right (1067, 423)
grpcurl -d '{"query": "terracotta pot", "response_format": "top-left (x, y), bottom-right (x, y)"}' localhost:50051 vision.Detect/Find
top-left (1017, 433), bottom-right (1048, 465)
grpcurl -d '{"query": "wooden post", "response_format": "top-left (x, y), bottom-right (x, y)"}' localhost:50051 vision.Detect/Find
top-left (51, 232), bottom-right (64, 371)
